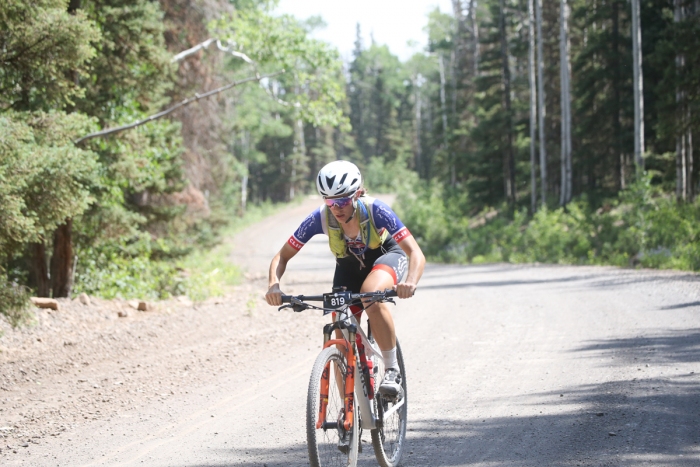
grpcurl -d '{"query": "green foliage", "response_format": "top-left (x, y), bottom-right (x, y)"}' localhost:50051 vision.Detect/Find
top-left (75, 0), bottom-right (175, 120)
top-left (397, 176), bottom-right (700, 271)
top-left (347, 40), bottom-right (415, 166)
top-left (393, 182), bottom-right (452, 256)
top-left (212, 4), bottom-right (347, 127)
top-left (73, 247), bottom-right (184, 300)
top-left (0, 0), bottom-right (100, 111)
top-left (364, 154), bottom-right (418, 194)
top-left (0, 111), bottom-right (98, 257)
top-left (72, 200), bottom-right (283, 301)
top-left (0, 278), bottom-right (32, 328)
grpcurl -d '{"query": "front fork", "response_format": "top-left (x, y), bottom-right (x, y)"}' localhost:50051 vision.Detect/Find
top-left (317, 322), bottom-right (357, 431)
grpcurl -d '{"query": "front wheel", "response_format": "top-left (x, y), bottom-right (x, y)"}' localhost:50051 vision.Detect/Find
top-left (371, 340), bottom-right (407, 467)
top-left (307, 347), bottom-right (359, 467)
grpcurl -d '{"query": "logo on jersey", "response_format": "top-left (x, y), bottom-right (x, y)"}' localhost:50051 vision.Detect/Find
top-left (295, 212), bottom-right (317, 242)
top-left (374, 204), bottom-right (398, 231)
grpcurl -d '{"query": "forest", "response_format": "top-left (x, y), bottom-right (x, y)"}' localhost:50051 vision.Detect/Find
top-left (1, 0), bottom-right (699, 323)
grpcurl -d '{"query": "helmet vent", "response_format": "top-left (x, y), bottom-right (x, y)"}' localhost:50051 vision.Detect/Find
top-left (338, 173), bottom-right (348, 187)
top-left (325, 175), bottom-right (336, 190)
top-left (350, 178), bottom-right (358, 186)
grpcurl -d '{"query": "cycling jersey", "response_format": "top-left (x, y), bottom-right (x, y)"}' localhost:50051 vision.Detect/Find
top-left (288, 196), bottom-right (412, 314)
top-left (287, 196), bottom-right (412, 255)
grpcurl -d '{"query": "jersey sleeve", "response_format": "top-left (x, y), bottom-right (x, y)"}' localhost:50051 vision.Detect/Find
top-left (287, 208), bottom-right (324, 251)
top-left (370, 199), bottom-right (412, 243)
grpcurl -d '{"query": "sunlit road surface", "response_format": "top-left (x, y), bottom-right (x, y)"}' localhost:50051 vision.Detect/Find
top-left (7, 195), bottom-right (700, 466)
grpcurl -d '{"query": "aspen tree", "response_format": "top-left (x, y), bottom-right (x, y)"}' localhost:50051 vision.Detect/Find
top-left (528, 0), bottom-right (538, 212)
top-left (631, 0), bottom-right (645, 175)
top-left (559, 0), bottom-right (573, 206)
top-left (535, 0), bottom-right (547, 205)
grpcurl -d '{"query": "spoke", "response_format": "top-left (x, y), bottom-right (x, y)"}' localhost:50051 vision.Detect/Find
top-left (382, 397), bottom-right (405, 422)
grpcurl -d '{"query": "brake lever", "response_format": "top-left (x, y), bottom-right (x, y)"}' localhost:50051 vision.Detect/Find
top-left (278, 304), bottom-right (293, 312)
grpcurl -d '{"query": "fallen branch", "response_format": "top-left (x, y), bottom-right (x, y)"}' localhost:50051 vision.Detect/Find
top-left (74, 71), bottom-right (284, 145)
top-left (170, 38), bottom-right (217, 62)
top-left (172, 38), bottom-right (299, 109)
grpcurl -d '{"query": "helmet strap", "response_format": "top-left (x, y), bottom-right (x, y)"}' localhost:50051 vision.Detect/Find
top-left (344, 198), bottom-right (359, 224)
top-left (343, 193), bottom-right (360, 224)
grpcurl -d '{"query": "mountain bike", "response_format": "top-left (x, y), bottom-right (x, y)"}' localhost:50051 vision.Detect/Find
top-left (280, 288), bottom-right (408, 467)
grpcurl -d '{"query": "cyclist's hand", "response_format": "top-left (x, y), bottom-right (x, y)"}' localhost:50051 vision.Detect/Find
top-left (265, 283), bottom-right (283, 306)
top-left (395, 282), bottom-right (416, 299)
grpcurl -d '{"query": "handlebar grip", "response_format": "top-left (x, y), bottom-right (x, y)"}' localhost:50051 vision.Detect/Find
top-left (385, 290), bottom-right (398, 298)
top-left (281, 295), bottom-right (291, 303)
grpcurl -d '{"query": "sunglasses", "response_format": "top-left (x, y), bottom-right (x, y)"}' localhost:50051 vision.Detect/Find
top-left (324, 196), bottom-right (354, 209)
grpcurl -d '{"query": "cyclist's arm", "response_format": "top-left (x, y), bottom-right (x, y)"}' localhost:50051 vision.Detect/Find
top-left (396, 236), bottom-right (425, 299)
top-left (266, 243), bottom-right (299, 306)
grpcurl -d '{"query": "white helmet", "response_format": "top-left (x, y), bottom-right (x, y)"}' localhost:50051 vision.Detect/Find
top-left (316, 160), bottom-right (362, 198)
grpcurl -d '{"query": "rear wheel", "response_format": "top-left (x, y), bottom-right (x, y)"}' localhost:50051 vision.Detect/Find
top-left (371, 340), bottom-right (407, 467)
top-left (307, 347), bottom-right (359, 467)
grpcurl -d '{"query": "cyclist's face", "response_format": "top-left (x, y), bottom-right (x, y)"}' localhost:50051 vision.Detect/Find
top-left (326, 195), bottom-right (355, 222)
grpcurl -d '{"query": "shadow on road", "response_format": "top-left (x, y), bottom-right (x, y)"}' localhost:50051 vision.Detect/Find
top-left (574, 328), bottom-right (700, 364)
top-left (177, 370), bottom-right (699, 466)
top-left (661, 301), bottom-right (700, 310)
top-left (179, 330), bottom-right (700, 467)
top-left (418, 268), bottom-right (699, 295)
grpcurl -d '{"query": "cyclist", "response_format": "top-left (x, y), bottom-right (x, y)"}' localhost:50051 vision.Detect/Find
top-left (265, 160), bottom-right (425, 396)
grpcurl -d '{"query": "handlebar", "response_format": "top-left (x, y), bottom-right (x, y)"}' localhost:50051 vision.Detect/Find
top-left (281, 289), bottom-right (397, 304)
top-left (278, 289), bottom-right (400, 314)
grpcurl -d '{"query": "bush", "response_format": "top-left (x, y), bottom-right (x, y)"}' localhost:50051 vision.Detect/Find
top-left (393, 182), bottom-right (453, 257)
top-left (395, 176), bottom-right (700, 272)
top-left (71, 201), bottom-right (284, 301)
top-left (0, 280), bottom-right (32, 328)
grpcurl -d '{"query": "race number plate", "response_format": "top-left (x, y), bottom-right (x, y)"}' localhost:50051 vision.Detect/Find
top-left (323, 291), bottom-right (352, 310)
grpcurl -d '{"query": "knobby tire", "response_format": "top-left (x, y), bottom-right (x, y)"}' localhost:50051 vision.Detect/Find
top-left (371, 340), bottom-right (407, 467)
top-left (307, 347), bottom-right (359, 467)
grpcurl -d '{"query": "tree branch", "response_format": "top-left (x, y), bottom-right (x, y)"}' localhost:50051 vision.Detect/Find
top-left (170, 38), bottom-right (217, 62)
top-left (73, 71), bottom-right (284, 145)
top-left (171, 38), bottom-right (299, 109)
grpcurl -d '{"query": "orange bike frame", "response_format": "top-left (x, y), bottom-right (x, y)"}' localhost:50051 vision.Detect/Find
top-left (315, 339), bottom-right (356, 431)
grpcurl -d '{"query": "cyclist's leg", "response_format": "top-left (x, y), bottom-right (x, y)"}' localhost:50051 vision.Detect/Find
top-left (361, 249), bottom-right (407, 397)
top-left (360, 248), bottom-right (407, 352)
top-left (359, 269), bottom-right (396, 351)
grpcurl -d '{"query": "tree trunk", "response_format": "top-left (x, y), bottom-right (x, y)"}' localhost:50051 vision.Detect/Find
top-left (50, 220), bottom-right (73, 298)
top-left (499, 0), bottom-right (516, 204)
top-left (674, 0), bottom-right (691, 201)
top-left (613, 0), bottom-right (624, 190)
top-left (559, 0), bottom-right (573, 206)
top-left (414, 76), bottom-right (423, 178)
top-left (631, 0), bottom-right (645, 175)
top-left (438, 54), bottom-right (453, 184)
top-left (528, 0), bottom-right (538, 212)
top-left (688, 122), bottom-right (694, 200)
top-left (675, 0), bottom-right (684, 200)
top-left (241, 131), bottom-right (249, 213)
top-left (469, 0), bottom-right (480, 77)
top-left (30, 242), bottom-right (50, 298)
top-left (535, 0), bottom-right (547, 206)
top-left (452, 0), bottom-right (468, 77)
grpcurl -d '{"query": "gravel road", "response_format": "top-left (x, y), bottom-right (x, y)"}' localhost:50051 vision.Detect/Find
top-left (1, 195), bottom-right (699, 466)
